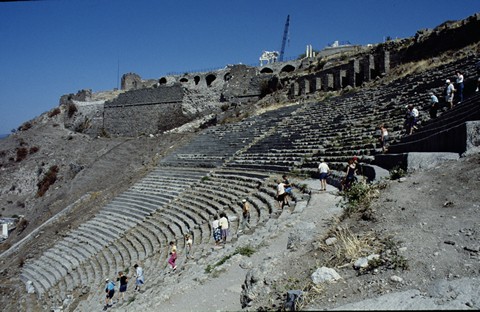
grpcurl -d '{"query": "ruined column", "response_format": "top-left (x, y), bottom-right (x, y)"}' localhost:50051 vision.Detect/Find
top-left (326, 73), bottom-right (334, 90)
top-left (302, 79), bottom-right (311, 94)
top-left (335, 69), bottom-right (347, 89)
top-left (363, 54), bottom-right (375, 81)
top-left (315, 77), bottom-right (322, 92)
top-left (291, 82), bottom-right (300, 97)
top-left (377, 50), bottom-right (390, 74)
top-left (348, 59), bottom-right (360, 87)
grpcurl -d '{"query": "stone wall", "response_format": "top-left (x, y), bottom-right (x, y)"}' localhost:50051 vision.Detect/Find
top-left (291, 51), bottom-right (391, 96)
top-left (103, 84), bottom-right (188, 136)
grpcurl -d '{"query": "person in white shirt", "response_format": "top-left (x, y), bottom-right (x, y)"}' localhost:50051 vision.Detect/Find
top-left (318, 159), bottom-right (330, 191)
top-left (429, 92), bottom-right (439, 119)
top-left (445, 79), bottom-right (456, 109)
top-left (133, 264), bottom-right (144, 292)
top-left (276, 180), bottom-right (286, 209)
top-left (455, 71), bottom-right (464, 103)
top-left (218, 212), bottom-right (229, 245)
top-left (212, 215), bottom-right (221, 245)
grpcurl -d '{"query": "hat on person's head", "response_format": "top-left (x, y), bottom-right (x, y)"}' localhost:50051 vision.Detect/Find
top-left (353, 156), bottom-right (358, 161)
top-left (320, 158), bottom-right (324, 162)
top-left (429, 92), bottom-right (434, 96)
top-left (446, 79), bottom-right (451, 83)
top-left (105, 279), bottom-right (109, 282)
top-left (242, 199), bottom-right (247, 203)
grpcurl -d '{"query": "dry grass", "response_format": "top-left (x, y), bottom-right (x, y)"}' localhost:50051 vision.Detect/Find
top-left (327, 227), bottom-right (379, 268)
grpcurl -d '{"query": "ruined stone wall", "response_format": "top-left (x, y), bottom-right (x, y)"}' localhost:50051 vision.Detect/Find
top-left (291, 51), bottom-right (391, 96)
top-left (401, 13), bottom-right (480, 63)
top-left (59, 89), bottom-right (93, 105)
top-left (103, 84), bottom-right (188, 136)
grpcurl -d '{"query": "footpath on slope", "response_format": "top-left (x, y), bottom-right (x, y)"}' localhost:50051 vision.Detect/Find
top-left (89, 155), bottom-right (480, 312)
top-left (108, 179), bottom-right (342, 312)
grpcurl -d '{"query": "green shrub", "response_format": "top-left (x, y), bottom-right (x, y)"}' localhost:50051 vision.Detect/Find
top-left (205, 245), bottom-right (256, 274)
top-left (236, 245), bottom-right (255, 257)
top-left (339, 182), bottom-right (379, 218)
top-left (390, 166), bottom-right (406, 180)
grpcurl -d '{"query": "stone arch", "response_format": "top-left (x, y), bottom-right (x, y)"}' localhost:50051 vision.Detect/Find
top-left (206, 74), bottom-right (216, 87)
top-left (159, 77), bottom-right (167, 85)
top-left (280, 64), bottom-right (295, 73)
top-left (224, 72), bottom-right (232, 82)
top-left (194, 76), bottom-right (200, 85)
top-left (180, 77), bottom-right (188, 83)
top-left (260, 67), bottom-right (274, 74)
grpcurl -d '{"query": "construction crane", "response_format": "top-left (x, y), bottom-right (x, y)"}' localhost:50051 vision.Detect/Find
top-left (278, 15), bottom-right (290, 62)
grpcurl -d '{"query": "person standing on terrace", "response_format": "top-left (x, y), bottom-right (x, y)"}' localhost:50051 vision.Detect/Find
top-left (455, 71), bottom-right (464, 103)
top-left (212, 214), bottom-right (221, 246)
top-left (275, 179), bottom-right (287, 209)
top-left (445, 79), bottom-right (456, 109)
top-left (318, 158), bottom-right (330, 191)
top-left (240, 199), bottom-right (251, 232)
top-left (282, 174), bottom-right (293, 206)
top-left (429, 92), bottom-right (439, 119)
top-left (379, 124), bottom-right (389, 153)
top-left (218, 212), bottom-right (229, 245)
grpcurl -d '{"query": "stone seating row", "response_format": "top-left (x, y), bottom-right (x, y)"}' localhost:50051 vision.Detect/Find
top-left (30, 169), bottom-right (279, 303)
top-left (20, 167), bottom-right (211, 297)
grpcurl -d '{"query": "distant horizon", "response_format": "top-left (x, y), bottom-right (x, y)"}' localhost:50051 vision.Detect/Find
top-left (1, 0), bottom-right (478, 134)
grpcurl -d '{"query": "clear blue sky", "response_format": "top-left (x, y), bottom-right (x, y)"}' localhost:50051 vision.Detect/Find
top-left (0, 0), bottom-right (478, 134)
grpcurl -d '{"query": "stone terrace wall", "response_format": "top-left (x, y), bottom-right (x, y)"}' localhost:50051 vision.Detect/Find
top-left (291, 51), bottom-right (390, 95)
top-left (103, 84), bottom-right (190, 136)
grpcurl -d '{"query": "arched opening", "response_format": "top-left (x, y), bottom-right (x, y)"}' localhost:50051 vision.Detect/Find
top-left (194, 76), bottom-right (200, 85)
top-left (180, 78), bottom-right (188, 83)
top-left (260, 67), bottom-right (274, 74)
top-left (224, 73), bottom-right (232, 82)
top-left (159, 77), bottom-right (167, 85)
top-left (206, 74), bottom-right (216, 87)
top-left (280, 65), bottom-right (295, 73)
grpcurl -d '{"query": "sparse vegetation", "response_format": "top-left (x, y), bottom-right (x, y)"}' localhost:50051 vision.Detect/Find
top-left (16, 218), bottom-right (28, 235)
top-left (390, 166), bottom-right (406, 180)
top-left (338, 182), bottom-right (379, 219)
top-left (15, 147), bottom-right (28, 162)
top-left (48, 108), bottom-right (61, 118)
top-left (36, 165), bottom-right (59, 197)
top-left (18, 122), bottom-right (32, 132)
top-left (67, 103), bottom-right (78, 118)
top-left (220, 104), bottom-right (229, 112)
top-left (29, 146), bottom-right (39, 154)
top-left (99, 128), bottom-right (110, 138)
top-left (205, 245), bottom-right (256, 274)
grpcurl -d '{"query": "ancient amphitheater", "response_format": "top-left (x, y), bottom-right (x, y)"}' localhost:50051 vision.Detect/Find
top-left (0, 12), bottom-right (479, 312)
